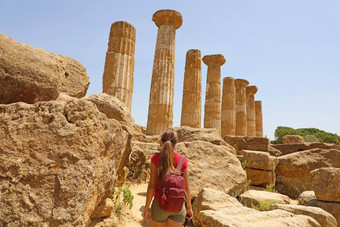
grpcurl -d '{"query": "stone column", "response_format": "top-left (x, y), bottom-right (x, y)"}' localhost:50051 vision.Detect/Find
top-left (203, 54), bottom-right (226, 134)
top-left (235, 79), bottom-right (249, 136)
top-left (102, 21), bottom-right (136, 112)
top-left (146, 10), bottom-right (182, 135)
top-left (255, 100), bottom-right (263, 137)
top-left (221, 77), bottom-right (236, 137)
top-left (246, 86), bottom-right (258, 136)
top-left (181, 49), bottom-right (202, 128)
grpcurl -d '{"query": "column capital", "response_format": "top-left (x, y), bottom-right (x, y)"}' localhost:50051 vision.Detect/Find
top-left (202, 54), bottom-right (226, 66)
top-left (235, 79), bottom-right (249, 88)
top-left (152, 9), bottom-right (183, 30)
top-left (223, 77), bottom-right (235, 83)
top-left (246, 85), bottom-right (258, 95)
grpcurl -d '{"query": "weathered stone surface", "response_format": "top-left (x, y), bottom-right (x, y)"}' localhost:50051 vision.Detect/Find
top-left (0, 98), bottom-right (129, 226)
top-left (203, 54), bottom-right (226, 135)
top-left (243, 150), bottom-right (278, 171)
top-left (235, 79), bottom-right (249, 136)
top-left (268, 145), bottom-right (283, 157)
top-left (298, 191), bottom-right (317, 205)
top-left (282, 135), bottom-right (304, 144)
top-left (239, 190), bottom-right (290, 207)
top-left (271, 142), bottom-right (340, 155)
top-left (307, 199), bottom-right (340, 227)
top-left (255, 100), bottom-right (263, 137)
top-left (91, 199), bottom-right (114, 219)
top-left (126, 144), bottom-right (149, 184)
top-left (0, 33), bottom-right (89, 104)
top-left (246, 86), bottom-right (257, 137)
top-left (269, 204), bottom-right (337, 227)
top-left (275, 148), bottom-right (340, 198)
top-left (181, 49), bottom-right (202, 128)
top-left (133, 124), bottom-right (146, 134)
top-left (146, 9), bottom-right (182, 135)
top-left (246, 168), bottom-right (276, 187)
top-left (176, 141), bottom-right (246, 198)
top-left (198, 208), bottom-right (320, 227)
top-left (224, 136), bottom-right (269, 155)
top-left (311, 167), bottom-right (340, 202)
top-left (221, 77), bottom-right (236, 137)
top-left (102, 21), bottom-right (136, 111)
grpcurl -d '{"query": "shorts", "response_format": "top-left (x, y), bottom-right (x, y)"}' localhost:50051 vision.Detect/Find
top-left (151, 198), bottom-right (186, 223)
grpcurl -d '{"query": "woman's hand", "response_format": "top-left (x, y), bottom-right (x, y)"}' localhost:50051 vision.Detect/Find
top-left (144, 207), bottom-right (151, 223)
top-left (186, 207), bottom-right (193, 220)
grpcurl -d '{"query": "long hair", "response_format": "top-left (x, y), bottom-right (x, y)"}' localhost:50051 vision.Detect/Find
top-left (157, 128), bottom-right (178, 184)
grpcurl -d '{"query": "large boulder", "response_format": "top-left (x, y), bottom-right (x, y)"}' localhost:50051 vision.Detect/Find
top-left (306, 199), bottom-right (340, 227)
top-left (239, 190), bottom-right (291, 207)
top-left (310, 167), bottom-right (340, 202)
top-left (282, 135), bottom-right (304, 144)
top-left (224, 136), bottom-right (269, 155)
top-left (176, 141), bottom-right (246, 198)
top-left (275, 148), bottom-right (340, 198)
top-left (271, 142), bottom-right (340, 156)
top-left (298, 191), bottom-right (317, 205)
top-left (0, 97), bottom-right (130, 226)
top-left (243, 150), bottom-right (278, 171)
top-left (0, 33), bottom-right (89, 104)
top-left (269, 204), bottom-right (337, 227)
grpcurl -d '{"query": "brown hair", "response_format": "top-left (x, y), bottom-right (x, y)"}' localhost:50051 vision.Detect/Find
top-left (157, 128), bottom-right (178, 184)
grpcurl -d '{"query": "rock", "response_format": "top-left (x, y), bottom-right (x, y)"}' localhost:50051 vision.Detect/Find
top-left (311, 167), bottom-right (340, 202)
top-left (0, 98), bottom-right (129, 226)
top-left (91, 199), bottom-right (114, 219)
top-left (176, 141), bottom-right (246, 198)
top-left (133, 124), bottom-right (146, 134)
top-left (198, 208), bottom-right (320, 227)
top-left (282, 135), bottom-right (304, 144)
top-left (267, 145), bottom-right (283, 156)
top-left (275, 148), bottom-right (340, 198)
top-left (0, 33), bottom-right (89, 104)
top-left (239, 190), bottom-right (290, 207)
top-left (224, 136), bottom-right (269, 155)
top-left (243, 150), bottom-right (278, 171)
top-left (298, 191), bottom-right (317, 205)
top-left (306, 199), bottom-right (340, 227)
top-left (271, 142), bottom-right (340, 156)
top-left (126, 143), bottom-right (149, 184)
top-left (269, 204), bottom-right (337, 227)
top-left (246, 168), bottom-right (276, 187)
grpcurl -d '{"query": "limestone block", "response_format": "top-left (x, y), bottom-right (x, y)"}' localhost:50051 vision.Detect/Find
top-left (0, 33), bottom-right (89, 104)
top-left (0, 98), bottom-right (130, 226)
top-left (268, 145), bottom-right (283, 157)
top-left (175, 141), bottom-right (246, 198)
top-left (311, 167), bottom-right (340, 202)
top-left (271, 142), bottom-right (340, 155)
top-left (243, 150), bottom-right (279, 171)
top-left (282, 135), bottom-right (304, 144)
top-left (269, 204), bottom-right (337, 227)
top-left (239, 190), bottom-right (290, 208)
top-left (307, 199), bottom-right (340, 227)
top-left (224, 136), bottom-right (269, 154)
top-left (246, 168), bottom-right (276, 187)
top-left (298, 191), bottom-right (317, 205)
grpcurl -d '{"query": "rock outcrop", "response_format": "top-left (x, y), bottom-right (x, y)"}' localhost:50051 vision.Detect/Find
top-left (224, 136), bottom-right (269, 155)
top-left (282, 135), bottom-right (304, 144)
top-left (0, 33), bottom-right (89, 104)
top-left (271, 142), bottom-right (340, 155)
top-left (306, 199), bottom-right (340, 227)
top-left (310, 167), bottom-right (340, 202)
top-left (239, 190), bottom-right (291, 207)
top-left (298, 191), bottom-right (317, 205)
top-left (0, 96), bottom-right (130, 226)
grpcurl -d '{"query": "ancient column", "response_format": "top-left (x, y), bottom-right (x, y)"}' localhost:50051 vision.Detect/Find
top-left (102, 21), bottom-right (136, 112)
top-left (181, 49), bottom-right (202, 128)
top-left (221, 77), bottom-right (235, 137)
top-left (203, 54), bottom-right (226, 134)
top-left (255, 100), bottom-right (263, 137)
top-left (235, 79), bottom-right (249, 136)
top-left (246, 86), bottom-right (258, 136)
top-left (146, 10), bottom-right (183, 135)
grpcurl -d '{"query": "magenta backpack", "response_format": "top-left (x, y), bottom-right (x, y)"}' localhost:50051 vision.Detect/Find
top-left (156, 154), bottom-right (187, 212)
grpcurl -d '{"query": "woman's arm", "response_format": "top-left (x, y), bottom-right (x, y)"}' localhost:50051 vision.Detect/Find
top-left (144, 162), bottom-right (157, 223)
top-left (183, 167), bottom-right (193, 218)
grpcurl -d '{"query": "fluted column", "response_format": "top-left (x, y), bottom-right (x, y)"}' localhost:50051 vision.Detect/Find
top-left (235, 79), bottom-right (249, 136)
top-left (103, 21), bottom-right (136, 111)
top-left (146, 10), bottom-right (182, 135)
top-left (181, 49), bottom-right (202, 128)
top-left (203, 54), bottom-right (226, 134)
top-left (255, 100), bottom-right (263, 137)
top-left (221, 77), bottom-right (235, 137)
top-left (246, 86), bottom-right (258, 136)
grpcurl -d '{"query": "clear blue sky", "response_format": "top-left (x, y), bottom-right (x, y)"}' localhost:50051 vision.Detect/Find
top-left (1, 0), bottom-right (339, 139)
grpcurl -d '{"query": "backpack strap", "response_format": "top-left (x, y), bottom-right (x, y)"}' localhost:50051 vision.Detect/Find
top-left (176, 154), bottom-right (185, 172)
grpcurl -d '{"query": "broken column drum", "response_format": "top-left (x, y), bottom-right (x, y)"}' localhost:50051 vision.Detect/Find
top-left (146, 10), bottom-right (183, 135)
top-left (235, 79), bottom-right (249, 136)
top-left (255, 100), bottom-right (263, 137)
top-left (102, 21), bottom-right (136, 111)
top-left (203, 54), bottom-right (226, 134)
top-left (181, 49), bottom-right (202, 128)
top-left (221, 77), bottom-right (236, 137)
top-left (246, 86), bottom-right (258, 137)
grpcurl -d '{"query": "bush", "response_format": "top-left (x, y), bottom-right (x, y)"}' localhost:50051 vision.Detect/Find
top-left (110, 187), bottom-right (134, 214)
top-left (251, 200), bottom-right (277, 211)
top-left (265, 185), bottom-right (276, 192)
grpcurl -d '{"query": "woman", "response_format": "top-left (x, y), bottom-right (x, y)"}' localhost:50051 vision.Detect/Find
top-left (144, 128), bottom-right (193, 227)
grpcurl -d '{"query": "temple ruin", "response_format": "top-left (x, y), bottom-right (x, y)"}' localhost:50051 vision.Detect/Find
top-left (255, 100), bottom-right (263, 137)
top-left (235, 79), bottom-right (249, 136)
top-left (221, 77), bottom-right (236, 136)
top-left (246, 85), bottom-right (258, 137)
